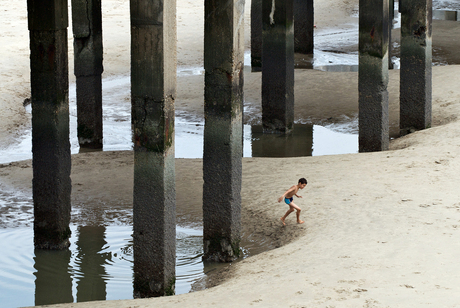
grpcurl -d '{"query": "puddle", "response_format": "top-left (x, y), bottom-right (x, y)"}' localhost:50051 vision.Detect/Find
top-left (0, 211), bottom-right (275, 308)
top-left (0, 75), bottom-right (358, 164)
top-left (0, 225), bottom-right (205, 307)
top-left (433, 9), bottom-right (459, 21)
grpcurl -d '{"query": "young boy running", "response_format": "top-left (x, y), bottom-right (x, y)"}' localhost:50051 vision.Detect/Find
top-left (278, 178), bottom-right (307, 225)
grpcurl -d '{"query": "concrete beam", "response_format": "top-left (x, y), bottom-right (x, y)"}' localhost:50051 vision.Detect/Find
top-left (27, 0), bottom-right (72, 250)
top-left (130, 0), bottom-right (176, 297)
top-left (400, 0), bottom-right (432, 135)
top-left (262, 0), bottom-right (295, 133)
top-left (203, 0), bottom-right (244, 262)
top-left (358, 0), bottom-right (390, 152)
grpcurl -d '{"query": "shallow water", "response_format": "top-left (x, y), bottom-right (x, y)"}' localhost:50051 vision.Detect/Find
top-left (0, 67), bottom-right (358, 164)
top-left (0, 225), bottom-right (209, 307)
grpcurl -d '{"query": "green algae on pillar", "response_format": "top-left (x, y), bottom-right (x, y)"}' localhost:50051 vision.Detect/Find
top-left (203, 0), bottom-right (244, 262)
top-left (358, 0), bottom-right (390, 152)
top-left (130, 0), bottom-right (177, 297)
top-left (27, 0), bottom-right (72, 250)
top-left (262, 0), bottom-right (295, 133)
top-left (71, 0), bottom-right (104, 149)
top-left (400, 0), bottom-right (432, 135)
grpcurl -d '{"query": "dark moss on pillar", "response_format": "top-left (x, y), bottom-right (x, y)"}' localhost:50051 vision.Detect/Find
top-left (27, 0), bottom-right (72, 250)
top-left (71, 0), bottom-right (103, 149)
top-left (399, 0), bottom-right (432, 135)
top-left (203, 0), bottom-right (244, 262)
top-left (130, 0), bottom-right (176, 297)
top-left (294, 0), bottom-right (314, 54)
top-left (358, 0), bottom-right (390, 152)
top-left (262, 0), bottom-right (295, 133)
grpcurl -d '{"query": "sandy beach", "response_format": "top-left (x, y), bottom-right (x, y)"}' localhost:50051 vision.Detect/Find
top-left (2, 0), bottom-right (460, 307)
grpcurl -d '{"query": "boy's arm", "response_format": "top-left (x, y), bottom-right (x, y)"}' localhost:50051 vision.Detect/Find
top-left (278, 186), bottom-right (295, 202)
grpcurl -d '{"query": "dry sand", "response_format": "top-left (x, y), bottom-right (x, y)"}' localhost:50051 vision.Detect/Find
top-left (2, 0), bottom-right (460, 307)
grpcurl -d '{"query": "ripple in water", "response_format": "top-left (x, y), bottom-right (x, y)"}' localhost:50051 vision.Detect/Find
top-left (0, 224), bottom-right (207, 308)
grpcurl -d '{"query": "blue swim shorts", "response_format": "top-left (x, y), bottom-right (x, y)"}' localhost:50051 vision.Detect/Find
top-left (284, 197), bottom-right (293, 205)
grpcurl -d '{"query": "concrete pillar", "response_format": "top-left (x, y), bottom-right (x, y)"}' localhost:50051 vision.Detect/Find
top-left (71, 0), bottom-right (104, 149)
top-left (203, 0), bottom-right (244, 262)
top-left (27, 0), bottom-right (72, 249)
top-left (399, 0), bottom-right (432, 135)
top-left (294, 0), bottom-right (314, 54)
top-left (251, 0), bottom-right (262, 71)
top-left (130, 0), bottom-right (176, 297)
top-left (262, 0), bottom-right (295, 133)
top-left (358, 0), bottom-right (390, 152)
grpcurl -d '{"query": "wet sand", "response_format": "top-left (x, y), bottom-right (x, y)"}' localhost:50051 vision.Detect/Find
top-left (2, 0), bottom-right (460, 307)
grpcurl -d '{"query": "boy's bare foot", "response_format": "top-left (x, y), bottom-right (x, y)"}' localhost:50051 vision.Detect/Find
top-left (297, 220), bottom-right (305, 224)
top-left (280, 217), bottom-right (286, 226)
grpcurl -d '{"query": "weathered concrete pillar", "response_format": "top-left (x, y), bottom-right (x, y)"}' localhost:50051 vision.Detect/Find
top-left (203, 0), bottom-right (244, 262)
top-left (262, 0), bottom-right (295, 133)
top-left (294, 0), bottom-right (314, 54)
top-left (399, 0), bottom-right (432, 135)
top-left (71, 0), bottom-right (104, 148)
top-left (358, 0), bottom-right (390, 152)
top-left (27, 0), bottom-right (72, 249)
top-left (130, 0), bottom-right (176, 297)
top-left (251, 0), bottom-right (262, 71)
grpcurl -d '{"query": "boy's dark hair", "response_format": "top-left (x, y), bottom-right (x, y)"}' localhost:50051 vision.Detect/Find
top-left (298, 178), bottom-right (307, 185)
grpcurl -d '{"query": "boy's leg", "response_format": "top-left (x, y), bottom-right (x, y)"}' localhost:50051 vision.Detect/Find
top-left (280, 206), bottom-right (294, 225)
top-left (290, 202), bottom-right (304, 224)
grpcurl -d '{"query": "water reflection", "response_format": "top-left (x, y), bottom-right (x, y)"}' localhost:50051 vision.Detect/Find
top-left (433, 10), bottom-right (459, 21)
top-left (250, 124), bottom-right (313, 157)
top-left (75, 226), bottom-right (110, 302)
top-left (0, 224), bottom-right (214, 308)
top-left (34, 249), bottom-right (73, 305)
top-left (175, 123), bottom-right (358, 158)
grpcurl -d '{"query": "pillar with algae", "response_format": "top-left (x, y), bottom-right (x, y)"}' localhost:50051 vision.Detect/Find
top-left (71, 0), bottom-right (104, 149)
top-left (130, 0), bottom-right (176, 297)
top-left (294, 0), bottom-right (314, 54)
top-left (27, 0), bottom-right (72, 250)
top-left (203, 0), bottom-right (244, 262)
top-left (358, 0), bottom-right (390, 152)
top-left (399, 0), bottom-right (432, 135)
top-left (262, 0), bottom-right (295, 133)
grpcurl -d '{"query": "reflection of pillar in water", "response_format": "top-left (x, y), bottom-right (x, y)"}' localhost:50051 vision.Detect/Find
top-left (130, 0), bottom-right (177, 297)
top-left (34, 249), bottom-right (73, 306)
top-left (399, 0), bottom-right (432, 135)
top-left (27, 0), bottom-right (72, 249)
top-left (251, 124), bottom-right (313, 157)
top-left (75, 226), bottom-right (108, 302)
